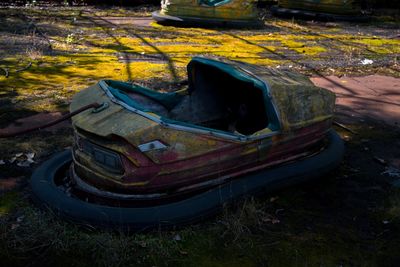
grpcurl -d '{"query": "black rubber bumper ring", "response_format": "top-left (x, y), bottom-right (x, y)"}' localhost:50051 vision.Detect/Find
top-left (30, 130), bottom-right (344, 231)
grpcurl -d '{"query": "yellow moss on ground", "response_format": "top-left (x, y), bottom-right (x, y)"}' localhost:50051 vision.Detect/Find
top-left (1, 14), bottom-right (399, 115)
top-left (280, 39), bottom-right (326, 55)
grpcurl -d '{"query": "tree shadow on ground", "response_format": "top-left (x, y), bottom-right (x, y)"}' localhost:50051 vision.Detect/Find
top-left (80, 10), bottom-right (179, 83)
top-left (222, 30), bottom-right (399, 99)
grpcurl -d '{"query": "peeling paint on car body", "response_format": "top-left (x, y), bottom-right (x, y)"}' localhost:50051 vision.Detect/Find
top-left (160, 0), bottom-right (258, 20)
top-left (70, 57), bottom-right (335, 195)
top-left (153, 0), bottom-right (261, 27)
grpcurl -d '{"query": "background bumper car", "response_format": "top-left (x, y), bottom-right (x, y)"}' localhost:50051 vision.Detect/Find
top-left (152, 0), bottom-right (263, 27)
top-left (271, 0), bottom-right (368, 21)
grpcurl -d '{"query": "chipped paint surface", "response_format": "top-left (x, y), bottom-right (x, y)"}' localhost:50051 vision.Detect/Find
top-left (160, 0), bottom-right (259, 21)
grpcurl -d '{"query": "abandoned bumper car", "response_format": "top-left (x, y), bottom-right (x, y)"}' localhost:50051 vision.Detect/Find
top-left (31, 57), bottom-right (344, 229)
top-left (152, 0), bottom-right (262, 27)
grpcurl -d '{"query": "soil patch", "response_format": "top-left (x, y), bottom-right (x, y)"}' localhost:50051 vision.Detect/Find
top-left (312, 75), bottom-right (400, 127)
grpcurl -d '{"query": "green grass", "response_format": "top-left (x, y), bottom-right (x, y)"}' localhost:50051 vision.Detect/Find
top-left (1, 178), bottom-right (398, 267)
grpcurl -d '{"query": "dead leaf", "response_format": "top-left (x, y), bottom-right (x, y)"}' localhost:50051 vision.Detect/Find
top-left (272, 218), bottom-right (280, 224)
top-left (374, 157), bottom-right (387, 165)
top-left (26, 152), bottom-right (35, 160)
top-left (262, 214), bottom-right (280, 224)
top-left (270, 196), bottom-right (279, 202)
top-left (17, 160), bottom-right (33, 167)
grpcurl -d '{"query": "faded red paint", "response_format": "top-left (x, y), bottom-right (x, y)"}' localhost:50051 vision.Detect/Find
top-left (72, 120), bottom-right (331, 194)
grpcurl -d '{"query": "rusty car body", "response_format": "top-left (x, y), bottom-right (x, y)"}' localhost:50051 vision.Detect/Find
top-left (152, 0), bottom-right (262, 27)
top-left (31, 57), bottom-right (343, 229)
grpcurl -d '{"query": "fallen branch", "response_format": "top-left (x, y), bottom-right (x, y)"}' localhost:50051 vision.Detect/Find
top-left (333, 121), bottom-right (358, 135)
top-left (0, 67), bottom-right (9, 78)
top-left (16, 62), bottom-right (32, 73)
top-left (0, 102), bottom-right (102, 138)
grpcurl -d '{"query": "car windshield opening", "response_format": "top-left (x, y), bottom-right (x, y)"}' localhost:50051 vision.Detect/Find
top-left (167, 63), bottom-right (269, 135)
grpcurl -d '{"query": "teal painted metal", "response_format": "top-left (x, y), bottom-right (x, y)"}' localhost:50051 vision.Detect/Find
top-left (199, 0), bottom-right (232, 6)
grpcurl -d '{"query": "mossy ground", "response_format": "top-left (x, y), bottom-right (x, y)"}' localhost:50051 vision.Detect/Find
top-left (0, 5), bottom-right (400, 267)
top-left (0, 6), bottom-right (399, 122)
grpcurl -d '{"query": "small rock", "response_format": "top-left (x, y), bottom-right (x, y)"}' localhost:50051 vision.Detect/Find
top-left (173, 234), bottom-right (182, 241)
top-left (382, 166), bottom-right (400, 178)
top-left (361, 59), bottom-right (373, 65)
top-left (16, 215), bottom-right (25, 223)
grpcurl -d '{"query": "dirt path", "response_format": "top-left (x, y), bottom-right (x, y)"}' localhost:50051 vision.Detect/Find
top-left (312, 75), bottom-right (400, 127)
